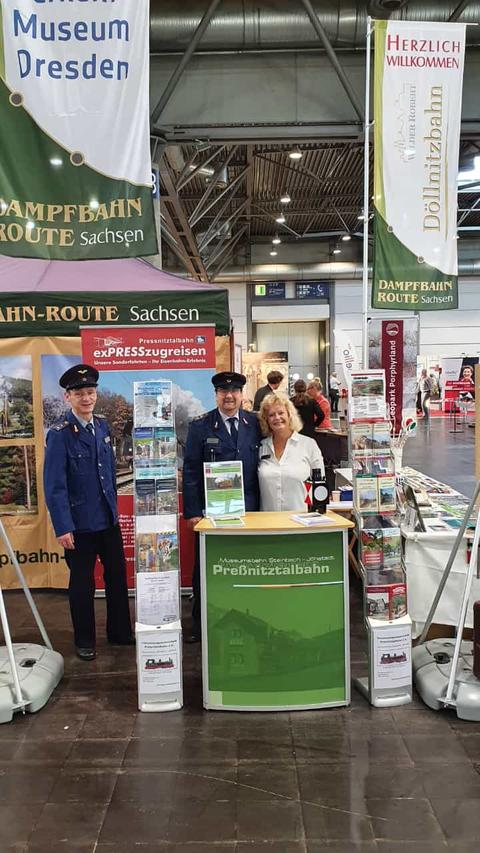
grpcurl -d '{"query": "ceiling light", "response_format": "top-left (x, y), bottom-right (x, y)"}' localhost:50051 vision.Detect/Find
top-left (270, 250), bottom-right (278, 257)
top-left (272, 235), bottom-right (281, 245)
top-left (89, 199), bottom-right (99, 210)
top-left (275, 214), bottom-right (286, 224)
top-left (289, 148), bottom-right (303, 161)
top-left (332, 247), bottom-right (341, 254)
top-left (357, 213), bottom-right (365, 220)
top-left (292, 373), bottom-right (300, 381)
top-left (49, 156), bottom-right (62, 167)
top-left (307, 372), bottom-right (314, 380)
top-left (341, 234), bottom-right (351, 242)
top-left (189, 164), bottom-right (215, 177)
top-left (26, 221), bottom-right (35, 230)
top-left (280, 193), bottom-right (291, 204)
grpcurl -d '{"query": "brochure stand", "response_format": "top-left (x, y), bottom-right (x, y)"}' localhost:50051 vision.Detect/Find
top-left (412, 481), bottom-right (480, 721)
top-left (349, 371), bottom-right (412, 707)
top-left (132, 380), bottom-right (183, 712)
top-left (0, 520), bottom-right (63, 723)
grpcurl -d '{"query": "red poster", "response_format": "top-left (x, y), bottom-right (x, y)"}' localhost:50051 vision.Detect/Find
top-left (381, 321), bottom-right (404, 435)
top-left (81, 324), bottom-right (216, 590)
top-left (82, 325), bottom-right (216, 372)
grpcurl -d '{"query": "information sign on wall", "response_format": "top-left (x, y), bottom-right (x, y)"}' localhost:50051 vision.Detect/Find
top-left (254, 282), bottom-right (286, 299)
top-left (295, 282), bottom-right (330, 299)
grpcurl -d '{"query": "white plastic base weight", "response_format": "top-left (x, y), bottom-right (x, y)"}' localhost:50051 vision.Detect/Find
top-left (0, 643), bottom-right (64, 724)
top-left (413, 638), bottom-right (480, 722)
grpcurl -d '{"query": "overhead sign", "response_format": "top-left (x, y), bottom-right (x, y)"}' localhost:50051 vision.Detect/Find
top-left (254, 282), bottom-right (286, 299)
top-left (295, 282), bottom-right (330, 299)
top-left (372, 20), bottom-right (466, 311)
top-left (0, 0), bottom-right (157, 259)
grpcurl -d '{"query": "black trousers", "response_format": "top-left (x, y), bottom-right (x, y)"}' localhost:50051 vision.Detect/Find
top-left (329, 391), bottom-right (339, 412)
top-left (64, 524), bottom-right (132, 647)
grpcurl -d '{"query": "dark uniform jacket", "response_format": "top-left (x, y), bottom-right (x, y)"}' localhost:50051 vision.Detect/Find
top-left (183, 408), bottom-right (262, 519)
top-left (44, 410), bottom-right (118, 537)
top-left (253, 384), bottom-right (275, 412)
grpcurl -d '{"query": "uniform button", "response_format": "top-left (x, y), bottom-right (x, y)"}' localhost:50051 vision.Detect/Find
top-left (98, 463), bottom-right (102, 468)
top-left (101, 476), bottom-right (104, 480)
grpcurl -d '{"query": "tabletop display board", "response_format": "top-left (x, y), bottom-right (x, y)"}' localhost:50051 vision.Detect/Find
top-left (197, 512), bottom-right (352, 712)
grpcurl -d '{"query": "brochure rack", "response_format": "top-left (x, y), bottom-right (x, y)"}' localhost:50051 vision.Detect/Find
top-left (132, 380), bottom-right (183, 712)
top-left (349, 371), bottom-right (412, 707)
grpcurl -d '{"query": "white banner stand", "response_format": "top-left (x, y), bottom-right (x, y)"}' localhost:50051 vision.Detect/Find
top-left (0, 519), bottom-right (63, 724)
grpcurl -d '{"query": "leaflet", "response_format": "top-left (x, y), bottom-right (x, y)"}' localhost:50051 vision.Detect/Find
top-left (203, 460), bottom-right (245, 518)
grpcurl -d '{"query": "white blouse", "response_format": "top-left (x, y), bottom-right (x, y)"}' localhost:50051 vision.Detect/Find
top-left (258, 431), bottom-right (325, 512)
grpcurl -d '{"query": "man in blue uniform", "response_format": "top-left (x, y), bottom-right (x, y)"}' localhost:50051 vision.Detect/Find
top-left (183, 371), bottom-right (262, 641)
top-left (44, 364), bottom-right (133, 661)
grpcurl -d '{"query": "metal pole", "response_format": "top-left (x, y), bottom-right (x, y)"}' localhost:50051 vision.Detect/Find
top-left (300, 0), bottom-right (364, 123)
top-left (151, 0), bottom-right (223, 125)
top-left (418, 479), bottom-right (480, 644)
top-left (0, 519), bottom-right (52, 649)
top-left (444, 492), bottom-right (480, 705)
top-left (362, 17), bottom-right (372, 368)
top-left (0, 583), bottom-right (24, 709)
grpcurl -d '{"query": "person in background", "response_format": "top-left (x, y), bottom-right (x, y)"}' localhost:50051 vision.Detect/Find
top-left (416, 369), bottom-right (433, 420)
top-left (329, 371), bottom-right (340, 413)
top-left (306, 377), bottom-right (333, 430)
top-left (43, 364), bottom-right (133, 661)
top-left (258, 394), bottom-right (325, 512)
top-left (290, 379), bottom-right (324, 439)
top-left (242, 398), bottom-right (254, 412)
top-left (253, 369), bottom-right (284, 411)
top-left (183, 371), bottom-right (262, 642)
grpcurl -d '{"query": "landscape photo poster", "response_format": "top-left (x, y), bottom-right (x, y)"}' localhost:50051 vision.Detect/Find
top-left (0, 0), bottom-right (156, 259)
top-left (372, 19), bottom-right (466, 311)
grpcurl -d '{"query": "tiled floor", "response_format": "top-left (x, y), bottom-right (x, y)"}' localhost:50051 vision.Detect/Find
top-left (0, 416), bottom-right (478, 851)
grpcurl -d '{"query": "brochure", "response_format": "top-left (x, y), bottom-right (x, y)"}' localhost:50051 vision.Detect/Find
top-left (377, 474), bottom-right (396, 512)
top-left (350, 370), bottom-right (387, 421)
top-left (136, 571), bottom-right (180, 626)
top-left (361, 528), bottom-right (383, 566)
top-left (135, 479), bottom-right (157, 516)
top-left (382, 527), bottom-right (402, 567)
top-left (136, 530), bottom-right (179, 572)
top-left (155, 478), bottom-right (178, 515)
top-left (133, 380), bottom-right (173, 428)
top-left (203, 461), bottom-right (245, 518)
top-left (211, 516), bottom-right (246, 528)
top-left (366, 583), bottom-right (407, 620)
top-left (291, 512), bottom-right (331, 526)
top-left (354, 475), bottom-right (378, 512)
top-left (351, 423), bottom-right (372, 455)
top-left (372, 421), bottom-right (391, 454)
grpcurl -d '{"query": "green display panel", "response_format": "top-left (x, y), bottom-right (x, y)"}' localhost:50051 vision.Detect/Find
top-left (204, 531), bottom-right (347, 709)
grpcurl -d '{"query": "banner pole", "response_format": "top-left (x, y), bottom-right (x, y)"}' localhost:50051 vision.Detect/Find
top-left (362, 17), bottom-right (372, 369)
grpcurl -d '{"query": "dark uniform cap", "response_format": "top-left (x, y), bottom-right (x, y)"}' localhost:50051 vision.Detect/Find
top-left (212, 371), bottom-right (246, 391)
top-left (59, 363), bottom-right (99, 391)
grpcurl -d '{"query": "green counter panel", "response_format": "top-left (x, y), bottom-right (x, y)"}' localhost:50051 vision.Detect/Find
top-left (201, 530), bottom-right (349, 710)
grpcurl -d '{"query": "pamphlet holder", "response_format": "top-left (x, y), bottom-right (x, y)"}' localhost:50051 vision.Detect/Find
top-left (136, 620), bottom-right (183, 713)
top-left (356, 615), bottom-right (412, 707)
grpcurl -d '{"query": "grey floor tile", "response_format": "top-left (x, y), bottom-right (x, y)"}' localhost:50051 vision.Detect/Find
top-left (403, 734), bottom-right (471, 765)
top-left (47, 768), bottom-right (118, 803)
top-left (31, 802), bottom-right (107, 846)
top-left (112, 764), bottom-right (236, 802)
top-left (0, 804), bottom-right (43, 846)
top-left (237, 799), bottom-right (304, 842)
top-left (366, 798), bottom-right (445, 842)
top-left (430, 798), bottom-right (480, 841)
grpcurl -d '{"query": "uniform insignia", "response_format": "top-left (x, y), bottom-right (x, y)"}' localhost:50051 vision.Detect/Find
top-left (104, 436), bottom-right (111, 443)
top-left (53, 420), bottom-right (69, 431)
top-left (73, 424), bottom-right (79, 433)
top-left (95, 414), bottom-right (106, 419)
top-left (192, 413), bottom-right (207, 422)
top-left (242, 417), bottom-right (248, 425)
top-left (78, 369), bottom-right (88, 374)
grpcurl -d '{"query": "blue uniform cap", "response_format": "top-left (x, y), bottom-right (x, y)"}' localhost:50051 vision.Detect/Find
top-left (212, 371), bottom-right (246, 391)
top-left (59, 363), bottom-right (99, 391)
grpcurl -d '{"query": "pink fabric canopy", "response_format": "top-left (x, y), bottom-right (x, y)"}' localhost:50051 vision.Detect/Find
top-left (0, 256), bottom-right (222, 293)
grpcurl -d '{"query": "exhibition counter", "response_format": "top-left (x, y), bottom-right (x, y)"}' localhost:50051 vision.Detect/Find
top-left (195, 511), bottom-right (354, 712)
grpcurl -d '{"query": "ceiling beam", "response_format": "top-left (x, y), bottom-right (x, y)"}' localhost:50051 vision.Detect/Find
top-left (159, 161), bottom-right (209, 280)
top-left (188, 146), bottom-right (239, 227)
top-left (151, 0), bottom-right (224, 125)
top-left (300, 0), bottom-right (364, 123)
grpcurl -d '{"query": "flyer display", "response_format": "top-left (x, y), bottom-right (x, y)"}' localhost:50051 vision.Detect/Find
top-left (137, 631), bottom-right (182, 695)
top-left (203, 461), bottom-right (245, 519)
top-left (350, 371), bottom-right (387, 420)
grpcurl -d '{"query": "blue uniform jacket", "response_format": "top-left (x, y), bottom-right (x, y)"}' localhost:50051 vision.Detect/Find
top-left (44, 410), bottom-right (118, 537)
top-left (183, 408), bottom-right (262, 519)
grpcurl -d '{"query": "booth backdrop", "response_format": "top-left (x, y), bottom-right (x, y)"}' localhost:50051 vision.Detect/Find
top-left (0, 256), bottom-right (230, 590)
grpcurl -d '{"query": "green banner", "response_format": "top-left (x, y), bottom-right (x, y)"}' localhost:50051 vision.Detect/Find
top-left (0, 291), bottom-right (230, 337)
top-left (0, 2), bottom-right (156, 259)
top-left (205, 531), bottom-right (347, 709)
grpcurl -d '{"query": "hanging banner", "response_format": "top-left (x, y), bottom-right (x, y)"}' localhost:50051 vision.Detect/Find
top-left (372, 20), bottom-right (466, 311)
top-left (334, 329), bottom-right (359, 389)
top-left (0, 1), bottom-right (156, 259)
top-left (368, 318), bottom-right (419, 435)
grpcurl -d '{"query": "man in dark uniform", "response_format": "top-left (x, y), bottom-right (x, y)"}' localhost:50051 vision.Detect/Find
top-left (183, 371), bottom-right (262, 641)
top-left (253, 370), bottom-right (284, 411)
top-left (44, 364), bottom-right (133, 660)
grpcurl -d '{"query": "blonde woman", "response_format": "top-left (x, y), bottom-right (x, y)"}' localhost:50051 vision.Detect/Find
top-left (258, 393), bottom-right (325, 512)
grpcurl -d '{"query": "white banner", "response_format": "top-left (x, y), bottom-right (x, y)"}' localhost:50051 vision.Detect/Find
top-left (334, 329), bottom-right (359, 389)
top-left (372, 20), bottom-right (466, 311)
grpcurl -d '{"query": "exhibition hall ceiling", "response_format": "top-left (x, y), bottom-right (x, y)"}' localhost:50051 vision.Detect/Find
top-left (151, 1), bottom-right (480, 279)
